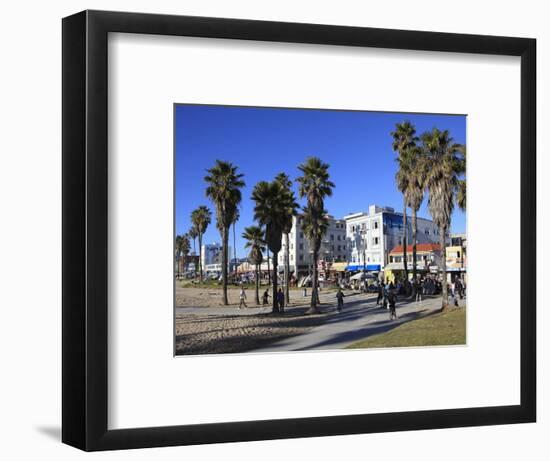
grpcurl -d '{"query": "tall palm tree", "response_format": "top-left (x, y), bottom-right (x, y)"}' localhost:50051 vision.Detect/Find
top-left (391, 121), bottom-right (419, 283)
top-left (296, 157), bottom-right (335, 313)
top-left (275, 172), bottom-right (299, 305)
top-left (188, 226), bottom-right (199, 274)
top-left (190, 206), bottom-right (212, 283)
top-left (175, 233), bottom-right (190, 278)
top-left (188, 227), bottom-right (198, 255)
top-left (251, 180), bottom-right (289, 313)
top-left (404, 145), bottom-right (427, 281)
top-left (301, 204), bottom-right (329, 308)
top-left (232, 208), bottom-right (240, 275)
top-left (205, 160), bottom-right (245, 305)
top-left (422, 128), bottom-right (466, 310)
top-left (242, 225), bottom-right (265, 305)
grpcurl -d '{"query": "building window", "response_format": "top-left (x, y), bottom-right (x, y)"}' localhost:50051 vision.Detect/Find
top-left (373, 237), bottom-right (379, 245)
top-left (337, 235), bottom-right (341, 241)
top-left (374, 221), bottom-right (379, 229)
top-left (291, 254), bottom-right (294, 261)
top-left (300, 232), bottom-right (304, 239)
top-left (299, 243), bottom-right (304, 250)
top-left (338, 245), bottom-right (341, 251)
top-left (299, 255), bottom-right (303, 261)
top-left (330, 234), bottom-right (334, 241)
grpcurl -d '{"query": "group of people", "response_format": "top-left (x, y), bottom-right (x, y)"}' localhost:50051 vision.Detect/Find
top-left (374, 282), bottom-right (398, 320)
top-left (238, 285), bottom-right (286, 311)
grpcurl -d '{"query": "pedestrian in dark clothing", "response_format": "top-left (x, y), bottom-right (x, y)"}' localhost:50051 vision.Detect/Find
top-left (277, 288), bottom-right (285, 312)
top-left (376, 283), bottom-right (384, 306)
top-left (262, 289), bottom-right (270, 306)
top-left (336, 288), bottom-right (345, 312)
top-left (388, 288), bottom-right (398, 320)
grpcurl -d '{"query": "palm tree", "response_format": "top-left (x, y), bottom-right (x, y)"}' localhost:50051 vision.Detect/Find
top-left (422, 128), bottom-right (466, 310)
top-left (242, 225), bottom-right (265, 305)
top-left (205, 160), bottom-right (245, 305)
top-left (275, 172), bottom-right (299, 305)
top-left (188, 226), bottom-right (199, 274)
top-left (175, 233), bottom-right (190, 278)
top-left (301, 204), bottom-right (329, 308)
top-left (190, 206), bottom-right (212, 283)
top-left (251, 180), bottom-right (289, 313)
top-left (296, 157), bottom-right (335, 313)
top-left (404, 145), bottom-right (427, 282)
top-left (232, 208), bottom-right (240, 275)
top-left (391, 121), bottom-right (419, 284)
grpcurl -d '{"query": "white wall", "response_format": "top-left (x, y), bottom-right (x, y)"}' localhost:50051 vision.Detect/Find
top-left (0, 0), bottom-right (547, 459)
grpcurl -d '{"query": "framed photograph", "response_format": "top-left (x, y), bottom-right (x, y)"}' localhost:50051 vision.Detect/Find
top-left (62, 10), bottom-right (536, 451)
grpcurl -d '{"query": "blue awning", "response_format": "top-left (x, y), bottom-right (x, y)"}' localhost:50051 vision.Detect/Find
top-left (346, 264), bottom-right (381, 272)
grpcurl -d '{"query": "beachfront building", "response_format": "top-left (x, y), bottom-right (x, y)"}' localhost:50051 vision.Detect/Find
top-left (384, 242), bottom-right (442, 282)
top-left (446, 233), bottom-right (467, 283)
top-left (344, 204), bottom-right (441, 272)
top-left (277, 214), bottom-right (347, 277)
top-left (201, 243), bottom-right (231, 275)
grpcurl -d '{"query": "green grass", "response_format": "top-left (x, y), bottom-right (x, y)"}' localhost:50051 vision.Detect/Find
top-left (347, 307), bottom-right (466, 349)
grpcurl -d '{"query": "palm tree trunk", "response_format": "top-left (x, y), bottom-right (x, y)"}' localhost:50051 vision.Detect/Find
top-left (272, 251), bottom-right (279, 313)
top-left (440, 225), bottom-right (448, 311)
top-left (222, 227), bottom-right (229, 305)
top-left (412, 207), bottom-right (418, 281)
top-left (192, 238), bottom-right (197, 274)
top-left (255, 265), bottom-right (260, 305)
top-left (233, 222), bottom-right (237, 275)
top-left (402, 198), bottom-right (408, 282)
top-left (267, 248), bottom-right (271, 284)
top-left (198, 234), bottom-right (203, 282)
top-left (308, 247), bottom-right (320, 313)
top-left (284, 232), bottom-right (290, 306)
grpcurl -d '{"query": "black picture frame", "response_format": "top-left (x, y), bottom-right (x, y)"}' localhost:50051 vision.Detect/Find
top-left (62, 10), bottom-right (536, 451)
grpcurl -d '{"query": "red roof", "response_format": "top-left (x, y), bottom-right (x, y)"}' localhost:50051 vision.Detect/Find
top-left (389, 243), bottom-right (441, 254)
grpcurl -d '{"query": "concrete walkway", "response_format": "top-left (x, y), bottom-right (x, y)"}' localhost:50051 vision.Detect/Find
top-left (175, 289), bottom-right (366, 316)
top-left (249, 295), bottom-right (465, 352)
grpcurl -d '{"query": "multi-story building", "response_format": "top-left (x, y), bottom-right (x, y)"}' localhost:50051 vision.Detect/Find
top-left (277, 214), bottom-right (347, 276)
top-left (446, 233), bottom-right (467, 281)
top-left (344, 204), bottom-right (441, 271)
top-left (201, 243), bottom-right (231, 275)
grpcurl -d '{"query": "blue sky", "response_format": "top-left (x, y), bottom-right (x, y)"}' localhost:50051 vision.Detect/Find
top-left (175, 104), bottom-right (466, 257)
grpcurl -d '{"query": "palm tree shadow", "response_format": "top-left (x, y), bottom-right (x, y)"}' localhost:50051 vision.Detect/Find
top-left (35, 425), bottom-right (61, 441)
top-left (295, 309), bottom-right (431, 350)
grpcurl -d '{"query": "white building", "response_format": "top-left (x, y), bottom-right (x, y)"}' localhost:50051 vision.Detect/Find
top-left (277, 214), bottom-right (347, 276)
top-left (344, 204), bottom-right (440, 271)
top-left (201, 243), bottom-right (231, 274)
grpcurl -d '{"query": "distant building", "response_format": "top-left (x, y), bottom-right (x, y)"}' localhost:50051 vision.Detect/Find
top-left (344, 204), bottom-right (441, 271)
top-left (384, 242), bottom-right (442, 283)
top-left (277, 214), bottom-right (347, 276)
top-left (446, 233), bottom-right (467, 280)
top-left (201, 243), bottom-right (231, 275)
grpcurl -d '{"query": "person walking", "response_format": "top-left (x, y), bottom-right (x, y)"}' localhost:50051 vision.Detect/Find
top-left (336, 288), bottom-right (345, 313)
top-left (456, 278), bottom-right (463, 299)
top-left (388, 286), bottom-right (398, 320)
top-left (262, 289), bottom-right (270, 306)
top-left (415, 278), bottom-right (423, 303)
top-left (376, 282), bottom-right (384, 306)
top-left (277, 288), bottom-right (285, 312)
top-left (239, 285), bottom-right (247, 309)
